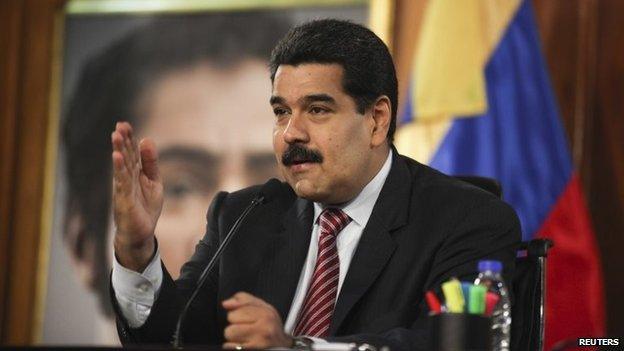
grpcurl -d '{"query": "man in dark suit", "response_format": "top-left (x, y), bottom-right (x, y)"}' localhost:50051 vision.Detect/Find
top-left (110, 19), bottom-right (520, 350)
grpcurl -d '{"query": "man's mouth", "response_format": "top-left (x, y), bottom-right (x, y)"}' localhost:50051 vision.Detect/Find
top-left (287, 160), bottom-right (317, 172)
top-left (290, 158), bottom-right (313, 165)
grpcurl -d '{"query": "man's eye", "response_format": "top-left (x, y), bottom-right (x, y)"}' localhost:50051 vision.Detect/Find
top-left (164, 182), bottom-right (192, 199)
top-left (309, 106), bottom-right (329, 114)
top-left (273, 107), bottom-right (290, 117)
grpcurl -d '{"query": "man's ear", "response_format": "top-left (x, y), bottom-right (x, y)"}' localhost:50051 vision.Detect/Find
top-left (369, 96), bottom-right (391, 147)
top-left (64, 211), bottom-right (98, 289)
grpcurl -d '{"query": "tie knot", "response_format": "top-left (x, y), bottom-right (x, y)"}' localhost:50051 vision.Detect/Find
top-left (319, 208), bottom-right (351, 237)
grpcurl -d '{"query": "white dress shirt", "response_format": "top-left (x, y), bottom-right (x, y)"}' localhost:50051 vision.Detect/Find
top-left (112, 150), bottom-right (393, 332)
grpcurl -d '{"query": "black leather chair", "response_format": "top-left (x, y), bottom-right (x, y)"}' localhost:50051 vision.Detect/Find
top-left (454, 176), bottom-right (553, 351)
top-left (455, 175), bottom-right (503, 199)
top-left (511, 238), bottom-right (553, 351)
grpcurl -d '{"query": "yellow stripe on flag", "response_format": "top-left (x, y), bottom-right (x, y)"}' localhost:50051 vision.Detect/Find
top-left (395, 118), bottom-right (453, 164)
top-left (414, 0), bottom-right (520, 119)
top-left (397, 0), bottom-right (521, 163)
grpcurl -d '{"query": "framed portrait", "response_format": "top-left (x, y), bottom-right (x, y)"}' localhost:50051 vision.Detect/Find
top-left (39, 0), bottom-right (380, 345)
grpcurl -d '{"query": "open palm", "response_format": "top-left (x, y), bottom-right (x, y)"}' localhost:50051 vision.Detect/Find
top-left (111, 122), bottom-right (163, 270)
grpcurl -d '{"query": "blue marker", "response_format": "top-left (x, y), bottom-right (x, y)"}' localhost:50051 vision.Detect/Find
top-left (461, 282), bottom-right (472, 312)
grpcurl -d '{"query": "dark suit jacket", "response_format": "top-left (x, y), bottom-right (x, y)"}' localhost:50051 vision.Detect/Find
top-left (112, 153), bottom-right (521, 351)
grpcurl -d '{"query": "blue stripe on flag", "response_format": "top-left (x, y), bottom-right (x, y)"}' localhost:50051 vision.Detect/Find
top-left (429, 0), bottom-right (573, 240)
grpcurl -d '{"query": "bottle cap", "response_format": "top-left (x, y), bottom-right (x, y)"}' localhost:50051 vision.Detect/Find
top-left (478, 260), bottom-right (503, 273)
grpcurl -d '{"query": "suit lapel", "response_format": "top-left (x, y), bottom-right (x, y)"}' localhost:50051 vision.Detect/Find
top-left (264, 198), bottom-right (314, 322)
top-left (330, 153), bottom-right (412, 334)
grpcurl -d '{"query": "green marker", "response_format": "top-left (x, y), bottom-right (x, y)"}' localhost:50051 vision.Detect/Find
top-left (468, 284), bottom-right (487, 314)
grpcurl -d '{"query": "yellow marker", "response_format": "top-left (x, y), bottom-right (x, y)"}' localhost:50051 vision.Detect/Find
top-left (442, 278), bottom-right (465, 313)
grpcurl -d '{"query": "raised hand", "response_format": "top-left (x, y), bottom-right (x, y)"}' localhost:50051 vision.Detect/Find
top-left (111, 122), bottom-right (164, 272)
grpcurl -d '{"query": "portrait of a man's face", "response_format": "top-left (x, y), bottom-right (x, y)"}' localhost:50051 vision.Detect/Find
top-left (42, 4), bottom-right (368, 345)
top-left (61, 12), bottom-right (289, 314)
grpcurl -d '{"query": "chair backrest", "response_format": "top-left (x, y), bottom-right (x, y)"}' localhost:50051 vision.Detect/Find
top-left (453, 176), bottom-right (553, 351)
top-left (455, 175), bottom-right (503, 198)
top-left (511, 239), bottom-right (553, 351)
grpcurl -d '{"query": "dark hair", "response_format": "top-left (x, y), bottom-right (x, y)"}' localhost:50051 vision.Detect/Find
top-left (269, 19), bottom-right (398, 142)
top-left (62, 12), bottom-right (291, 315)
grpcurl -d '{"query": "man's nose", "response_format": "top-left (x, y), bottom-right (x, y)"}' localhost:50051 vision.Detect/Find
top-left (282, 114), bottom-right (309, 144)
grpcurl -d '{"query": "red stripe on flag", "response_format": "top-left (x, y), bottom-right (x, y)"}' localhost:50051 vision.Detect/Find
top-left (536, 174), bottom-right (605, 349)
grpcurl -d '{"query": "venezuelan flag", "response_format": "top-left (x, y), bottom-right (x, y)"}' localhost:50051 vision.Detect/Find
top-left (394, 0), bottom-right (605, 348)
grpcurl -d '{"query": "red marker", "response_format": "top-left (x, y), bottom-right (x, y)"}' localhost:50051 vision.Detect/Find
top-left (425, 290), bottom-right (442, 314)
top-left (485, 292), bottom-right (500, 316)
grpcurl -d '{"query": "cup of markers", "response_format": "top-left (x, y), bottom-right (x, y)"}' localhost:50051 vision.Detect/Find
top-left (427, 278), bottom-right (495, 351)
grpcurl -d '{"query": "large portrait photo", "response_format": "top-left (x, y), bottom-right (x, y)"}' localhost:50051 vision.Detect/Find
top-left (41, 1), bottom-right (369, 345)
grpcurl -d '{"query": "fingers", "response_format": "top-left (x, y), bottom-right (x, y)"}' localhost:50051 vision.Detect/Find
top-left (126, 123), bottom-right (141, 168)
top-left (227, 305), bottom-right (262, 324)
top-left (111, 133), bottom-right (125, 171)
top-left (224, 324), bottom-right (253, 343)
top-left (223, 342), bottom-right (250, 350)
top-left (120, 123), bottom-right (139, 173)
top-left (222, 292), bottom-right (266, 310)
top-left (222, 305), bottom-right (258, 350)
top-left (222, 292), bottom-right (291, 349)
top-left (111, 121), bottom-right (141, 183)
top-left (111, 131), bottom-right (130, 192)
top-left (139, 138), bottom-right (160, 182)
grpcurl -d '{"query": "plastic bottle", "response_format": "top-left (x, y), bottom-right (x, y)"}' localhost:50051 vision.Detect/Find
top-left (474, 260), bottom-right (511, 351)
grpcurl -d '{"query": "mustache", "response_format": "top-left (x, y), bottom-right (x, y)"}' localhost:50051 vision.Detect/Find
top-left (281, 144), bottom-right (323, 166)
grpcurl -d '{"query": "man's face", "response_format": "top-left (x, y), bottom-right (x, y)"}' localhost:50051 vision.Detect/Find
top-left (132, 60), bottom-right (278, 276)
top-left (271, 63), bottom-right (379, 204)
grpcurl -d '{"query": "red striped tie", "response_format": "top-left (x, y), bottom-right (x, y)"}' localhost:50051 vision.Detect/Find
top-left (293, 208), bottom-right (352, 337)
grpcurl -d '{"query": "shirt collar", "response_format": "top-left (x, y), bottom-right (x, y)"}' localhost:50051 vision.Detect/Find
top-left (313, 149), bottom-right (393, 226)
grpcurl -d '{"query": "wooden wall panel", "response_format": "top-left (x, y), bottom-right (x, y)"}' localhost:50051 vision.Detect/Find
top-left (533, 0), bottom-right (624, 337)
top-left (532, 0), bottom-right (598, 194)
top-left (0, 0), bottom-right (65, 344)
top-left (591, 0), bottom-right (624, 337)
top-left (0, 0), bottom-right (25, 340)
